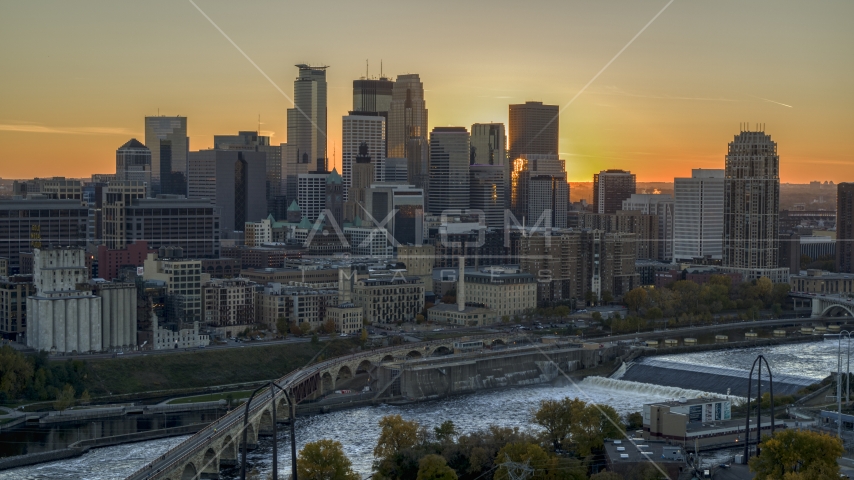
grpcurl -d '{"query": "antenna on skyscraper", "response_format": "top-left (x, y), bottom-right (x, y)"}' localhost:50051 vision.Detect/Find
top-left (381, 60), bottom-right (383, 78)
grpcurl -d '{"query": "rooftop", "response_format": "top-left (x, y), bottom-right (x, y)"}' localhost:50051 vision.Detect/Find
top-left (603, 439), bottom-right (685, 464)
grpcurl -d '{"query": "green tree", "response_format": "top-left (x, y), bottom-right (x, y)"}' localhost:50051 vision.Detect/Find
top-left (311, 334), bottom-right (320, 344)
top-left (276, 316), bottom-right (288, 337)
top-left (297, 439), bottom-right (360, 480)
top-left (590, 471), bottom-right (623, 480)
top-left (434, 420), bottom-right (457, 442)
top-left (79, 389), bottom-right (91, 405)
top-left (601, 291), bottom-right (614, 305)
top-left (360, 328), bottom-right (368, 344)
top-left (644, 307), bottom-right (663, 321)
top-left (300, 322), bottom-right (312, 335)
top-left (533, 397), bottom-right (582, 451)
top-left (53, 383), bottom-right (76, 414)
top-left (494, 442), bottom-right (550, 480)
top-left (374, 414), bottom-right (420, 460)
top-left (323, 319), bottom-right (337, 334)
top-left (417, 454), bottom-right (458, 480)
top-left (749, 429), bottom-right (843, 480)
top-left (624, 411), bottom-right (643, 431)
top-left (570, 403), bottom-right (623, 457)
top-left (591, 312), bottom-right (603, 322)
top-left (0, 345), bottom-right (34, 400)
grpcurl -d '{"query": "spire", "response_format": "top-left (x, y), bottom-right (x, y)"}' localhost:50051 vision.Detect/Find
top-left (327, 167), bottom-right (343, 184)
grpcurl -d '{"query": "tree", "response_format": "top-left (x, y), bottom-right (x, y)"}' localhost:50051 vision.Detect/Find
top-left (591, 312), bottom-right (603, 322)
top-left (570, 403), bottom-right (623, 457)
top-left (290, 322), bottom-right (303, 336)
top-left (300, 322), bottom-right (312, 335)
top-left (494, 442), bottom-right (550, 480)
top-left (360, 329), bottom-right (368, 344)
top-left (434, 420), bottom-right (457, 442)
top-left (624, 411), bottom-right (643, 431)
top-left (584, 290), bottom-right (595, 306)
top-left (297, 439), bottom-right (360, 480)
top-left (311, 334), bottom-right (319, 344)
top-left (323, 319), bottom-right (337, 334)
top-left (417, 454), bottom-right (458, 480)
top-left (601, 291), bottom-right (614, 305)
top-left (533, 397), bottom-right (582, 451)
top-left (416, 314), bottom-right (425, 324)
top-left (276, 316), bottom-right (288, 337)
top-left (749, 429), bottom-right (843, 480)
top-left (590, 471), bottom-right (623, 480)
top-left (374, 414), bottom-right (419, 460)
top-left (53, 383), bottom-right (75, 413)
top-left (79, 389), bottom-right (91, 405)
top-left (644, 307), bottom-right (663, 321)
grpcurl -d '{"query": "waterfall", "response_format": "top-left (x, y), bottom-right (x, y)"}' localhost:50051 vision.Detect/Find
top-left (579, 376), bottom-right (745, 401)
top-left (610, 362), bottom-right (629, 379)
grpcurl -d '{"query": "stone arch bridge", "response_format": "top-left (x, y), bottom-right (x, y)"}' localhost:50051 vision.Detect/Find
top-left (790, 292), bottom-right (854, 318)
top-left (125, 333), bottom-right (520, 480)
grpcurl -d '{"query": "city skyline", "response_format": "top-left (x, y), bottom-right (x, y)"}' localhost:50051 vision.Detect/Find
top-left (1, 1), bottom-right (852, 183)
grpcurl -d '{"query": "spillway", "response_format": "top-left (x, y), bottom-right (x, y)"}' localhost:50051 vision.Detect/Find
top-left (616, 357), bottom-right (817, 396)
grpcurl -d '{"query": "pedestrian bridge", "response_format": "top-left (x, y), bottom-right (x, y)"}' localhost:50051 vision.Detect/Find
top-left (124, 333), bottom-right (522, 480)
top-left (790, 292), bottom-right (854, 318)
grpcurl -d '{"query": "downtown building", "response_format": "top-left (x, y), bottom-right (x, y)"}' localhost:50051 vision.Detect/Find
top-left (0, 274), bottom-right (34, 341)
top-left (469, 164), bottom-right (506, 228)
top-left (388, 74), bottom-right (429, 190)
top-left (284, 64), bottom-right (328, 198)
top-left (115, 139), bottom-right (152, 196)
top-left (145, 116), bottom-right (189, 196)
top-left (593, 170), bottom-right (636, 214)
top-left (673, 169), bottom-right (725, 262)
top-left (838, 183), bottom-right (854, 273)
top-left (213, 130), bottom-right (285, 218)
top-left (721, 130), bottom-right (789, 283)
top-left (510, 154), bottom-right (567, 226)
top-left (364, 183), bottom-right (424, 247)
top-left (202, 277), bottom-right (256, 337)
top-left (342, 113), bottom-right (386, 199)
top-left (353, 274), bottom-right (425, 324)
top-left (622, 193), bottom-right (675, 262)
top-left (508, 101), bottom-right (559, 161)
top-left (428, 127), bottom-right (471, 215)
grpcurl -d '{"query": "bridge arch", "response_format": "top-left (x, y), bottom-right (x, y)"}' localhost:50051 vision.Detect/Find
top-left (200, 448), bottom-right (218, 476)
top-left (356, 359), bottom-right (373, 374)
top-left (381, 354), bottom-right (395, 363)
top-left (259, 409), bottom-right (274, 436)
top-left (336, 365), bottom-right (353, 382)
top-left (821, 304), bottom-right (854, 317)
top-left (431, 345), bottom-right (452, 356)
top-left (321, 372), bottom-right (334, 392)
top-left (220, 435), bottom-right (237, 466)
top-left (180, 463), bottom-right (197, 480)
top-left (491, 339), bottom-right (506, 346)
top-left (406, 350), bottom-right (423, 359)
top-left (242, 423), bottom-right (257, 449)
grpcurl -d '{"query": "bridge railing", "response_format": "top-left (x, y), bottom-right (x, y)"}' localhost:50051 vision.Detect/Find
top-left (126, 332), bottom-right (521, 479)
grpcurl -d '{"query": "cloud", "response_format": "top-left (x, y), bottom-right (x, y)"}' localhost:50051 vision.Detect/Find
top-left (0, 124), bottom-right (135, 135)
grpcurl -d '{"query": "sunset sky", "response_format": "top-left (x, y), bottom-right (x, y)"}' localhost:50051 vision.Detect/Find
top-left (1, 0), bottom-right (852, 182)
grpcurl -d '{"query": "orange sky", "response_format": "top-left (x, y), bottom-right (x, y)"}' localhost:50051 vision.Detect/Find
top-left (1, 0), bottom-right (852, 183)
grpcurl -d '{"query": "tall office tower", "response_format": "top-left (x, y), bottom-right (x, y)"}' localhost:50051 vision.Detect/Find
top-left (384, 158), bottom-right (408, 183)
top-left (145, 116), bottom-right (188, 196)
top-left (342, 113), bottom-right (385, 199)
top-left (285, 64), bottom-right (328, 193)
top-left (593, 169), bottom-right (636, 214)
top-left (508, 101), bottom-right (559, 162)
top-left (428, 127), bottom-right (470, 214)
top-left (673, 169), bottom-right (725, 261)
top-left (528, 173), bottom-right (568, 229)
top-left (353, 76), bottom-right (393, 153)
top-left (214, 131), bottom-right (284, 217)
top-left (188, 150), bottom-right (267, 234)
top-left (326, 169), bottom-right (344, 225)
top-left (115, 139), bottom-right (152, 195)
top-left (838, 183), bottom-right (854, 273)
top-left (365, 184), bottom-right (424, 246)
top-left (623, 193), bottom-right (675, 261)
top-left (388, 74), bottom-right (428, 189)
top-left (297, 172), bottom-right (328, 222)
top-left (102, 181), bottom-right (147, 249)
top-left (470, 123), bottom-right (506, 166)
top-left (722, 129), bottom-right (788, 282)
top-left (0, 197), bottom-right (88, 272)
top-left (470, 165), bottom-right (506, 228)
top-left (509, 154), bottom-right (566, 223)
top-left (344, 143), bottom-right (375, 222)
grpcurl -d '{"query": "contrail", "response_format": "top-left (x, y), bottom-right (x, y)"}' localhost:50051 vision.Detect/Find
top-left (750, 95), bottom-right (793, 108)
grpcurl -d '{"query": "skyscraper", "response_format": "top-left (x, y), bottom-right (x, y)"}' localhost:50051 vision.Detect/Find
top-left (388, 74), bottom-right (428, 189)
top-left (213, 131), bottom-right (284, 217)
top-left (529, 174), bottom-right (568, 229)
top-left (285, 65), bottom-right (328, 196)
top-left (115, 139), bottom-right (152, 195)
top-left (145, 116), bottom-right (188, 196)
top-left (428, 127), bottom-right (470, 214)
top-left (469, 165), bottom-right (505, 228)
top-left (509, 154), bottom-right (566, 223)
top-left (673, 169), bottom-right (724, 261)
top-left (721, 129), bottom-right (788, 282)
top-left (593, 170), bottom-right (636, 214)
top-left (342, 113), bottom-right (385, 199)
top-left (836, 183), bottom-right (854, 273)
top-left (470, 123), bottom-right (506, 166)
top-left (326, 168), bottom-right (344, 225)
top-left (508, 101), bottom-right (558, 162)
top-left (344, 142), bottom-right (375, 223)
top-left (188, 150), bottom-right (267, 234)
top-left (353, 76), bottom-right (393, 155)
top-left (623, 193), bottom-right (675, 262)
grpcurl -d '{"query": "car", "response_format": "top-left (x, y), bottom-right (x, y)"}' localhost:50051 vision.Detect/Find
top-left (339, 333), bottom-right (348, 337)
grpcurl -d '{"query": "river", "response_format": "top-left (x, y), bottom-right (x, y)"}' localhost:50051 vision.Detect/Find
top-left (1, 338), bottom-right (838, 480)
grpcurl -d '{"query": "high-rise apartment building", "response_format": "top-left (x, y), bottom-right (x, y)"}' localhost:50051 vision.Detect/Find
top-left (623, 193), bottom-right (675, 262)
top-left (344, 143), bottom-right (375, 223)
top-left (202, 278), bottom-right (255, 332)
top-left (508, 101), bottom-right (559, 161)
top-left (722, 129), bottom-right (788, 283)
top-left (145, 116), bottom-right (188, 196)
top-left (0, 275), bottom-right (34, 341)
top-left (342, 113), bottom-right (385, 198)
top-left (510, 154), bottom-right (566, 224)
top-left (836, 183), bottom-right (854, 273)
top-left (593, 170), bottom-right (636, 214)
top-left (388, 74), bottom-right (428, 189)
top-left (143, 253), bottom-right (210, 325)
top-left (286, 64), bottom-right (328, 174)
top-left (115, 139), bottom-right (152, 195)
top-left (673, 169), bottom-right (725, 261)
top-left (188, 150), bottom-right (267, 234)
top-left (213, 130), bottom-right (285, 217)
top-left (469, 165), bottom-right (506, 228)
top-left (297, 173), bottom-right (329, 222)
top-left (428, 127), bottom-right (470, 214)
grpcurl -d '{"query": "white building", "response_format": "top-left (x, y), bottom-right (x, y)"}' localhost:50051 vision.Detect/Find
top-left (345, 226), bottom-right (392, 258)
top-left (245, 218), bottom-right (272, 247)
top-left (622, 193), bottom-right (675, 262)
top-left (343, 114), bottom-right (386, 199)
top-left (673, 169), bottom-right (724, 261)
top-left (143, 254), bottom-right (209, 324)
top-left (297, 173), bottom-right (328, 222)
top-left (464, 267), bottom-right (537, 319)
top-left (151, 311), bottom-right (209, 350)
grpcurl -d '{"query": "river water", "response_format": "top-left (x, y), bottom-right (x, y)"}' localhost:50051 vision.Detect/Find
top-left (2, 338), bottom-right (838, 480)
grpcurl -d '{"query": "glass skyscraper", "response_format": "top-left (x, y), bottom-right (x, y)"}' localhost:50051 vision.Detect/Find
top-left (144, 116), bottom-right (188, 196)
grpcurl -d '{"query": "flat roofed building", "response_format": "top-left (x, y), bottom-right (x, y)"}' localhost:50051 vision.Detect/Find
top-left (464, 267), bottom-right (537, 319)
top-left (593, 170), bottom-right (636, 215)
top-left (353, 275), bottom-right (424, 324)
top-left (326, 303), bottom-right (363, 335)
top-left (0, 197), bottom-right (88, 272)
top-left (143, 253), bottom-right (210, 325)
top-left (203, 277), bottom-right (255, 331)
top-left (122, 195), bottom-right (221, 259)
top-left (674, 169), bottom-right (725, 261)
top-left (0, 274), bottom-right (34, 341)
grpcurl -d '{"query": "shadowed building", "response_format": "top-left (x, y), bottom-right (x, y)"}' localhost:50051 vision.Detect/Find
top-left (145, 116), bottom-right (188, 196)
top-left (838, 183), bottom-right (854, 273)
top-left (508, 101), bottom-right (558, 161)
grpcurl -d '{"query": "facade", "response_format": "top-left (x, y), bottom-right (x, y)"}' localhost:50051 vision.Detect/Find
top-left (0, 275), bottom-right (34, 340)
top-left (343, 113), bottom-right (386, 197)
top-left (593, 169), bottom-right (636, 214)
top-left (188, 149), bottom-right (267, 234)
top-left (240, 267), bottom-right (338, 285)
top-left (97, 241), bottom-right (156, 281)
top-left (396, 244), bottom-right (435, 292)
top-left (353, 77), bottom-right (393, 114)
top-left (326, 303), bottom-right (363, 334)
top-left (213, 130), bottom-right (285, 217)
top-left (838, 183), bottom-right (854, 273)
top-left (384, 158), bottom-right (408, 183)
top-left (297, 173), bottom-right (329, 223)
top-left (365, 183), bottom-right (424, 246)
top-left (222, 245), bottom-right (286, 269)
top-left (345, 226), bottom-right (392, 258)
top-left (255, 283), bottom-right (337, 332)
top-left (428, 127), bottom-right (471, 214)
top-left (509, 154), bottom-right (566, 224)
top-left (464, 267), bottom-right (536, 319)
top-left (470, 123), bottom-right (507, 166)
top-left (528, 173), bottom-right (568, 229)
top-left (508, 101), bottom-right (559, 161)
top-left (244, 218), bottom-right (272, 247)
top-left (790, 269), bottom-right (854, 295)
top-left (145, 116), bottom-right (189, 196)
top-left (101, 181), bottom-right (147, 249)
top-left (579, 212), bottom-right (660, 261)
top-left (118, 196), bottom-right (220, 259)
top-left (469, 164), bottom-right (506, 228)
top-left (115, 139), bottom-right (152, 195)
top-left (0, 258), bottom-right (7, 277)
top-left (343, 142), bottom-right (375, 222)
top-left (13, 177), bottom-right (83, 201)
top-left (151, 312), bottom-right (208, 350)
top-left (26, 248), bottom-right (104, 353)
top-left (200, 257), bottom-right (242, 279)
top-left (90, 280), bottom-right (138, 350)
top-left (353, 275), bottom-right (424, 324)
top-left (203, 277), bottom-right (255, 331)
top-left (622, 193), bottom-right (674, 262)
top-left (388, 74), bottom-right (428, 189)
top-left (0, 197), bottom-right (88, 272)
top-left (722, 130), bottom-right (788, 283)
top-left (143, 254), bottom-right (210, 324)
top-left (326, 169), bottom-right (344, 225)
top-left (286, 65), bottom-right (328, 179)
top-left (673, 169), bottom-right (725, 261)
